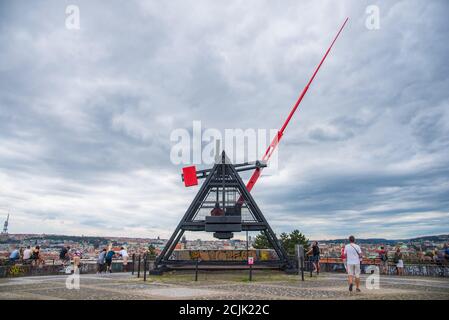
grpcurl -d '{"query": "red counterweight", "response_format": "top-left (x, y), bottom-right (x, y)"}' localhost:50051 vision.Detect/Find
top-left (182, 165), bottom-right (198, 187)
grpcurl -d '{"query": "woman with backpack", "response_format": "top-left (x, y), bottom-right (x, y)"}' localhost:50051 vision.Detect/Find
top-left (105, 248), bottom-right (116, 273)
top-left (394, 247), bottom-right (404, 276)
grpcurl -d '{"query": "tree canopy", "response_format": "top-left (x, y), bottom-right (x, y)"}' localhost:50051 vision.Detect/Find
top-left (253, 230), bottom-right (309, 255)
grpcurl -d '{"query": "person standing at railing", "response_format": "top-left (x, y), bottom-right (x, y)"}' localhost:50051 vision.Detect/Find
top-left (119, 247), bottom-right (129, 272)
top-left (97, 248), bottom-right (107, 274)
top-left (344, 235), bottom-right (362, 293)
top-left (377, 246), bottom-right (389, 275)
top-left (31, 246), bottom-right (44, 267)
top-left (59, 246), bottom-right (71, 267)
top-left (306, 242), bottom-right (321, 275)
top-left (394, 248), bottom-right (404, 276)
top-left (9, 246), bottom-right (20, 264)
top-left (72, 249), bottom-right (82, 273)
top-left (105, 248), bottom-right (116, 273)
top-left (23, 246), bottom-right (32, 263)
top-left (340, 244), bottom-right (347, 272)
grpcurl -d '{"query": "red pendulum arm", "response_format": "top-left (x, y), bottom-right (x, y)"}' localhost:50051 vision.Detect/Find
top-left (245, 17), bottom-right (349, 193)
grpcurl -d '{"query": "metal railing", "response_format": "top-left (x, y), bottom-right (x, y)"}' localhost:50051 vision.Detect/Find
top-left (131, 253), bottom-right (154, 281)
top-left (302, 257), bottom-right (449, 277)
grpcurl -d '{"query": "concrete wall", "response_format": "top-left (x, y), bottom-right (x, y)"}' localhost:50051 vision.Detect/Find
top-left (2, 259), bottom-right (447, 278)
top-left (0, 260), bottom-right (133, 278)
top-left (318, 262), bottom-right (449, 277)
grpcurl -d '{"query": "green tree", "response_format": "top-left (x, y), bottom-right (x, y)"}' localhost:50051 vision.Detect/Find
top-left (253, 232), bottom-right (273, 249)
top-left (252, 230), bottom-right (309, 256)
top-left (281, 230), bottom-right (309, 255)
top-left (147, 245), bottom-right (157, 259)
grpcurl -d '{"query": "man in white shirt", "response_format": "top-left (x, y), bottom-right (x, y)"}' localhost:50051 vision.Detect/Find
top-left (23, 246), bottom-right (32, 260)
top-left (343, 235), bottom-right (362, 292)
top-left (119, 247), bottom-right (129, 272)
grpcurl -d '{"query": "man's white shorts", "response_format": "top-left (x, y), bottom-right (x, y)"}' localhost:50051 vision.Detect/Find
top-left (347, 264), bottom-right (361, 278)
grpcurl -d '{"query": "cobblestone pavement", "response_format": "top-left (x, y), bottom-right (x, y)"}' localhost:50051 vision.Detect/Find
top-left (0, 272), bottom-right (448, 300)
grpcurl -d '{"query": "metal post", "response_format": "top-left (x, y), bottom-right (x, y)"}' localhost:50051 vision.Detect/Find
top-left (310, 259), bottom-right (313, 277)
top-left (296, 244), bottom-right (305, 281)
top-left (246, 230), bottom-right (249, 260)
top-left (137, 254), bottom-right (141, 278)
top-left (195, 256), bottom-right (199, 281)
top-left (249, 264), bottom-right (253, 281)
top-left (143, 254), bottom-right (147, 281)
top-left (300, 256), bottom-right (304, 281)
top-left (131, 254), bottom-right (135, 275)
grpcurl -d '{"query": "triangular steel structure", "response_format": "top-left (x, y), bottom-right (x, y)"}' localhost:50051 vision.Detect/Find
top-left (153, 151), bottom-right (292, 272)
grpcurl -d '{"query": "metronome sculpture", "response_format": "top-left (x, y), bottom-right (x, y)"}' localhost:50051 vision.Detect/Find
top-left (152, 18), bottom-right (348, 274)
top-left (153, 151), bottom-right (292, 272)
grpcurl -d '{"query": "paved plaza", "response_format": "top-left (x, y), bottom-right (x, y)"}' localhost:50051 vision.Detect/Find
top-left (0, 271), bottom-right (448, 300)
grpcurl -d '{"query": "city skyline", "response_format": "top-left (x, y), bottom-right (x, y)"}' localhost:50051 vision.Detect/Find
top-left (2, 229), bottom-right (448, 243)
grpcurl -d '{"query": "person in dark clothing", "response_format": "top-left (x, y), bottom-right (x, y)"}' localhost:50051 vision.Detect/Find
top-left (105, 249), bottom-right (116, 273)
top-left (307, 241), bottom-right (321, 275)
top-left (59, 246), bottom-right (70, 266)
top-left (97, 248), bottom-right (107, 273)
top-left (31, 246), bottom-right (44, 267)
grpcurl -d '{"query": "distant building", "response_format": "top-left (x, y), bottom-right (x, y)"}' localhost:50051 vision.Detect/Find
top-left (1, 214), bottom-right (9, 235)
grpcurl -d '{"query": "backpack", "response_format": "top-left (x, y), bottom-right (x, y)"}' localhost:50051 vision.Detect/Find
top-left (106, 251), bottom-right (114, 260)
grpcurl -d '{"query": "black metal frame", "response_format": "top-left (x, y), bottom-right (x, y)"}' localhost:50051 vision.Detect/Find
top-left (153, 151), bottom-right (292, 272)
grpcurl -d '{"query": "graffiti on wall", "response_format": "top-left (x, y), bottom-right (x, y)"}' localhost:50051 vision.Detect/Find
top-left (318, 262), bottom-right (449, 277)
top-left (0, 261), bottom-right (131, 278)
top-left (8, 265), bottom-right (27, 277)
top-left (173, 249), bottom-right (278, 261)
top-left (362, 264), bottom-right (448, 277)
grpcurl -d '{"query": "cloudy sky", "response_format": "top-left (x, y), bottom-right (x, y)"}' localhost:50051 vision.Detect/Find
top-left (0, 0), bottom-right (448, 240)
